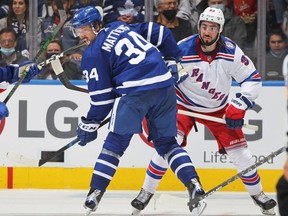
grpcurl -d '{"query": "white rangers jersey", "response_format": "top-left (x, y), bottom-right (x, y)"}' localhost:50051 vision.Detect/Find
top-left (176, 34), bottom-right (261, 113)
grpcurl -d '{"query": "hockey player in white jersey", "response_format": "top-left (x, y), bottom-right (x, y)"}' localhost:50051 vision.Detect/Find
top-left (131, 7), bottom-right (277, 216)
top-left (71, 6), bottom-right (206, 216)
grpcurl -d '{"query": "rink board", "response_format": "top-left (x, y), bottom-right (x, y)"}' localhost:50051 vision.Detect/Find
top-left (0, 166), bottom-right (283, 192)
top-left (0, 80), bottom-right (287, 191)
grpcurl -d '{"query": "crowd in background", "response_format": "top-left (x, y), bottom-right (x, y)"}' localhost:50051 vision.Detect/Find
top-left (0, 0), bottom-right (288, 81)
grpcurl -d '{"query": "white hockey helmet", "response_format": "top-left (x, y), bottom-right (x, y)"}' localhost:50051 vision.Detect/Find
top-left (198, 7), bottom-right (225, 33)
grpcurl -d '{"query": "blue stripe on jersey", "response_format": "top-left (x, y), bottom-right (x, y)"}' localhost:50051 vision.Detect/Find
top-left (215, 56), bottom-right (234, 62)
top-left (146, 160), bottom-right (168, 179)
top-left (240, 171), bottom-right (261, 186)
top-left (240, 70), bottom-right (261, 85)
top-left (181, 59), bottom-right (202, 64)
top-left (175, 86), bottom-right (229, 109)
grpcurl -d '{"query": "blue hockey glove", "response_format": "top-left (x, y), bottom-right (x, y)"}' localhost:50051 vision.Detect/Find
top-left (0, 101), bottom-right (9, 120)
top-left (10, 61), bottom-right (42, 83)
top-left (166, 59), bottom-right (189, 84)
top-left (77, 116), bottom-right (100, 146)
top-left (225, 93), bottom-right (254, 130)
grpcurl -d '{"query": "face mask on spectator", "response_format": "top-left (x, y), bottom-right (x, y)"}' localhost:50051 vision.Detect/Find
top-left (0, 47), bottom-right (15, 56)
top-left (46, 52), bottom-right (60, 59)
top-left (211, 4), bottom-right (225, 12)
top-left (162, 10), bottom-right (177, 20)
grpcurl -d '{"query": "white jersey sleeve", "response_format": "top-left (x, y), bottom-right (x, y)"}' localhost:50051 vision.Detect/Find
top-left (282, 54), bottom-right (288, 85)
top-left (227, 41), bottom-right (261, 102)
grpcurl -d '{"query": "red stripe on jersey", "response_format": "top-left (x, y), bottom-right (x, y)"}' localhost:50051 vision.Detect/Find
top-left (148, 164), bottom-right (166, 176)
top-left (216, 52), bottom-right (234, 59)
top-left (241, 173), bottom-right (259, 183)
top-left (252, 73), bottom-right (261, 79)
top-left (182, 55), bottom-right (200, 60)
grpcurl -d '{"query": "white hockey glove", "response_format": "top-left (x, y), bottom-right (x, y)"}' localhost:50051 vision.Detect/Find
top-left (166, 59), bottom-right (189, 84)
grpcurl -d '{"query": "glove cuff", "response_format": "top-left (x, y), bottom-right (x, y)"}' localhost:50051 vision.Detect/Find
top-left (79, 117), bottom-right (99, 132)
top-left (235, 93), bottom-right (255, 110)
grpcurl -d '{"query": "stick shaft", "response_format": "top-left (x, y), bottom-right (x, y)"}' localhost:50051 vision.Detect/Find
top-left (189, 146), bottom-right (286, 205)
top-left (178, 109), bottom-right (259, 131)
top-left (38, 43), bottom-right (86, 67)
top-left (38, 117), bottom-right (110, 167)
top-left (38, 137), bottom-right (79, 166)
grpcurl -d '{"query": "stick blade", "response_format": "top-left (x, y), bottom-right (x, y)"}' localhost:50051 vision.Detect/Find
top-left (6, 152), bottom-right (39, 166)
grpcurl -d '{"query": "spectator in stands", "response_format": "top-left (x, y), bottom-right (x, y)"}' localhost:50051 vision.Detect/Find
top-left (41, 0), bottom-right (83, 63)
top-left (0, 0), bottom-right (42, 59)
top-left (177, 0), bottom-right (200, 31)
top-left (233, 0), bottom-right (257, 49)
top-left (102, 0), bottom-right (144, 25)
top-left (0, 27), bottom-right (28, 66)
top-left (271, 0), bottom-right (286, 29)
top-left (208, 0), bottom-right (247, 50)
top-left (37, 39), bottom-right (83, 80)
top-left (266, 29), bottom-right (287, 80)
top-left (154, 0), bottom-right (193, 42)
top-left (276, 159), bottom-right (288, 216)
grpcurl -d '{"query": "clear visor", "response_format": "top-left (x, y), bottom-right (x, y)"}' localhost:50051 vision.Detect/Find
top-left (75, 28), bottom-right (90, 37)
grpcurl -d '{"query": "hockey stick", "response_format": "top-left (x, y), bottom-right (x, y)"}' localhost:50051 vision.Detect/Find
top-left (3, 7), bottom-right (68, 104)
top-left (6, 117), bottom-right (110, 167)
top-left (178, 109), bottom-right (259, 131)
top-left (41, 43), bottom-right (88, 93)
top-left (188, 146), bottom-right (287, 206)
top-left (38, 43), bottom-right (86, 67)
top-left (47, 45), bottom-right (88, 93)
top-left (57, 73), bottom-right (88, 93)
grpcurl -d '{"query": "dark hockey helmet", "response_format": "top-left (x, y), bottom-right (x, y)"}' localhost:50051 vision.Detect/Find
top-left (72, 6), bottom-right (103, 29)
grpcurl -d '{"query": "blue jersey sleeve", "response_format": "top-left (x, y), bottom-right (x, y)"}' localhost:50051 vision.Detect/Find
top-left (0, 66), bottom-right (12, 83)
top-left (130, 22), bottom-right (182, 61)
top-left (81, 45), bottom-right (117, 122)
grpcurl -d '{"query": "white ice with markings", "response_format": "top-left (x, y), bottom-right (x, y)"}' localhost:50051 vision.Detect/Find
top-left (0, 189), bottom-right (279, 216)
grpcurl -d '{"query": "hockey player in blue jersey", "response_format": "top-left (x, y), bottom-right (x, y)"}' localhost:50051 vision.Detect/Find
top-left (0, 62), bottom-right (41, 120)
top-left (72, 6), bottom-right (206, 216)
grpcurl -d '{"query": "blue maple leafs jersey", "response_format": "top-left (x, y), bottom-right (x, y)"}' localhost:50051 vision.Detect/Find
top-left (81, 21), bottom-right (181, 122)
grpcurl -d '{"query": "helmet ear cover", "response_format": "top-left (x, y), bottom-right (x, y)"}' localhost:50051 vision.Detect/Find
top-left (197, 7), bottom-right (225, 33)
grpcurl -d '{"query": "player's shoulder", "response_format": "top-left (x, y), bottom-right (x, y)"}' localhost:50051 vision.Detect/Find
top-left (218, 35), bottom-right (238, 55)
top-left (178, 34), bottom-right (197, 46)
top-left (177, 34), bottom-right (197, 54)
top-left (102, 21), bottom-right (131, 36)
